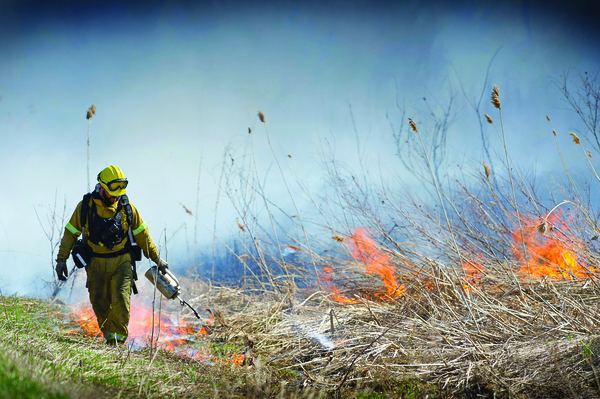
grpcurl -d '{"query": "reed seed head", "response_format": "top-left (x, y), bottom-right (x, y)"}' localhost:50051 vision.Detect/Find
top-left (490, 85), bottom-right (501, 109)
top-left (239, 254), bottom-right (250, 261)
top-left (408, 118), bottom-right (418, 133)
top-left (537, 220), bottom-right (548, 235)
top-left (258, 111), bottom-right (265, 123)
top-left (287, 154), bottom-right (292, 158)
top-left (286, 245), bottom-right (301, 252)
top-left (483, 161), bottom-right (491, 179)
top-left (546, 115), bottom-right (551, 122)
top-left (332, 235), bottom-right (345, 242)
top-left (588, 149), bottom-right (593, 160)
top-left (86, 109), bottom-right (93, 120)
top-left (236, 220), bottom-right (246, 232)
top-left (569, 132), bottom-right (581, 144)
top-left (180, 203), bottom-right (193, 216)
top-left (553, 129), bottom-right (557, 137)
top-left (484, 114), bottom-right (493, 124)
top-left (91, 104), bottom-right (97, 114)
top-left (248, 127), bottom-right (252, 134)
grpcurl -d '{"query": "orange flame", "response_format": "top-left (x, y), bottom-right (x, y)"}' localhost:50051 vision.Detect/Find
top-left (320, 267), bottom-right (360, 303)
top-left (512, 211), bottom-right (594, 279)
top-left (322, 227), bottom-right (406, 303)
top-left (66, 303), bottom-right (102, 337)
top-left (346, 227), bottom-right (406, 298)
top-left (66, 302), bottom-right (240, 365)
top-left (229, 353), bottom-right (246, 366)
top-left (462, 262), bottom-right (485, 291)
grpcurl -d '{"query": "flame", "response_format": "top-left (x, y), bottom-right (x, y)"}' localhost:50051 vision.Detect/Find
top-left (322, 227), bottom-right (406, 303)
top-left (462, 262), bottom-right (485, 291)
top-left (346, 227), bottom-right (406, 298)
top-left (66, 303), bottom-right (102, 338)
top-left (66, 303), bottom-right (206, 345)
top-left (320, 267), bottom-right (360, 303)
top-left (204, 307), bottom-right (214, 322)
top-left (512, 211), bottom-right (594, 280)
top-left (229, 353), bottom-right (246, 366)
top-left (66, 301), bottom-right (240, 365)
top-left (463, 262), bottom-right (484, 280)
top-left (321, 215), bottom-right (593, 301)
top-left (129, 305), bottom-right (200, 350)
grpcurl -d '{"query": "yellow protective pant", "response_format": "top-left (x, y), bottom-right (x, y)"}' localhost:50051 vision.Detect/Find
top-left (85, 253), bottom-right (133, 344)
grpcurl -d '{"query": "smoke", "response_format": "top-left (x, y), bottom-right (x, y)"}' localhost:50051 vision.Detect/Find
top-left (1, 0), bottom-right (599, 295)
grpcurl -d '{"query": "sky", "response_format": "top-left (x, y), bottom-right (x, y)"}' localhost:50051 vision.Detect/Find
top-left (1, 0), bottom-right (599, 296)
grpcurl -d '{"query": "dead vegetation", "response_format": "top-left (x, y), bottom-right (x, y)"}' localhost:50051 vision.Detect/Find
top-left (161, 83), bottom-right (600, 398)
top-left (177, 251), bottom-right (600, 398)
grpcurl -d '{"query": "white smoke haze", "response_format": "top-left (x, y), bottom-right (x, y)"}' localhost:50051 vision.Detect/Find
top-left (1, 0), bottom-right (599, 295)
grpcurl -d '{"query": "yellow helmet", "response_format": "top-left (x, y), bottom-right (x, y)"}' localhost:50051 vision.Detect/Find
top-left (97, 165), bottom-right (128, 196)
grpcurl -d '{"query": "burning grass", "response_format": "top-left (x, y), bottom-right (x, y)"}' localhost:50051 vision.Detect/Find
top-left (191, 242), bottom-right (600, 398)
top-left (6, 221), bottom-right (600, 399)
top-left (64, 208), bottom-right (592, 397)
top-left (0, 294), bottom-right (323, 398)
top-left (147, 233), bottom-right (600, 399)
top-left (205, 97), bottom-right (600, 397)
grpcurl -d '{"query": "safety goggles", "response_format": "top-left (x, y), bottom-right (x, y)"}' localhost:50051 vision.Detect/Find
top-left (103, 178), bottom-right (128, 192)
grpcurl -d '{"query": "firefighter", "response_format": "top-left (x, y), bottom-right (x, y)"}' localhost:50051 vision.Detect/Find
top-left (55, 165), bottom-right (168, 346)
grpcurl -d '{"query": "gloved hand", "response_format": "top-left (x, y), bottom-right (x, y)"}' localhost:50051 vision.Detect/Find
top-left (154, 257), bottom-right (168, 274)
top-left (56, 259), bottom-right (68, 281)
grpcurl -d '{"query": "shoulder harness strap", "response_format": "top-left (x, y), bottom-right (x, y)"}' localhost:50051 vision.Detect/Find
top-left (80, 193), bottom-right (93, 237)
top-left (120, 194), bottom-right (133, 227)
top-left (120, 194), bottom-right (139, 294)
top-left (120, 194), bottom-right (138, 250)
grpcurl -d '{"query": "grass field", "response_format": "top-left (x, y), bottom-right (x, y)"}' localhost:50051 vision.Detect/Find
top-left (0, 291), bottom-right (438, 398)
top-left (4, 266), bottom-right (600, 399)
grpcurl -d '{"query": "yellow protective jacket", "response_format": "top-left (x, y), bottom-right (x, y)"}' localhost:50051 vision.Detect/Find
top-left (57, 193), bottom-right (159, 261)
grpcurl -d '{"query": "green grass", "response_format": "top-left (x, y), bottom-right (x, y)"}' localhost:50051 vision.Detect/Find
top-left (0, 352), bottom-right (68, 399)
top-left (0, 295), bottom-right (441, 398)
top-left (0, 295), bottom-right (316, 398)
top-left (0, 296), bottom-right (209, 398)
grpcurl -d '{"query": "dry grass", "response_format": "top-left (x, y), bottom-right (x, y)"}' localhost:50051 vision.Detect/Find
top-left (175, 155), bottom-right (600, 397)
top-left (30, 168), bottom-right (600, 398)
top-left (205, 86), bottom-right (600, 398)
top-left (174, 253), bottom-right (600, 398)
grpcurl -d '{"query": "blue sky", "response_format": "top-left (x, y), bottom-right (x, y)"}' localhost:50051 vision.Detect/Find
top-left (1, 0), bottom-right (599, 295)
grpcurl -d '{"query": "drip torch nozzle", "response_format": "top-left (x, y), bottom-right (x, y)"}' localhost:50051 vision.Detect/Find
top-left (179, 297), bottom-right (202, 319)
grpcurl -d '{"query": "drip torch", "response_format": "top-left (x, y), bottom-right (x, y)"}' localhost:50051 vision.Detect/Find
top-left (144, 266), bottom-right (204, 321)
